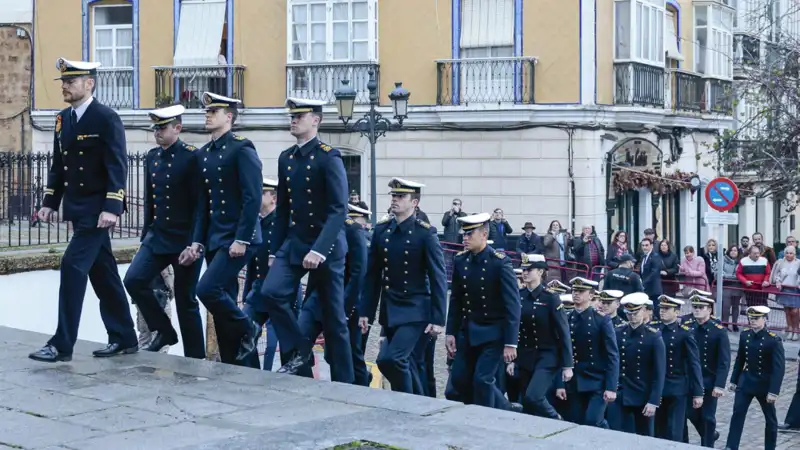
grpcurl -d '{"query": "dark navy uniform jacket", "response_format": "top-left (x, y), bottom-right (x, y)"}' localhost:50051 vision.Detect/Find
top-left (308, 218), bottom-right (368, 322)
top-left (651, 321), bottom-right (704, 397)
top-left (44, 100), bottom-right (127, 220)
top-left (271, 137), bottom-right (348, 265)
top-left (516, 285), bottom-right (573, 372)
top-left (615, 323), bottom-right (666, 406)
top-left (610, 315), bottom-right (627, 327)
top-left (730, 328), bottom-right (785, 397)
top-left (683, 317), bottom-right (731, 391)
top-left (558, 307), bottom-right (619, 393)
top-left (602, 267), bottom-right (644, 296)
top-left (141, 139), bottom-right (199, 254)
top-left (445, 245), bottom-right (520, 347)
top-left (244, 211), bottom-right (275, 296)
top-left (360, 216), bottom-right (447, 329)
top-left (191, 131), bottom-right (263, 252)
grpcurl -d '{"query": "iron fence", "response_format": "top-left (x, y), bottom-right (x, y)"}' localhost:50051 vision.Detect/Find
top-left (0, 151), bottom-right (147, 248)
top-left (436, 57), bottom-right (537, 106)
top-left (285, 62), bottom-right (379, 104)
top-left (154, 65), bottom-right (246, 109)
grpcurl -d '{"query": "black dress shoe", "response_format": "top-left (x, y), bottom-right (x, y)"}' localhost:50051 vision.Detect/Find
top-left (277, 351), bottom-right (307, 375)
top-left (29, 344), bottom-right (72, 363)
top-left (235, 320), bottom-right (260, 361)
top-left (142, 332), bottom-right (178, 353)
top-left (778, 423), bottom-right (799, 431)
top-left (714, 430), bottom-right (720, 441)
top-left (509, 402), bottom-right (524, 413)
top-left (93, 343), bottom-right (138, 358)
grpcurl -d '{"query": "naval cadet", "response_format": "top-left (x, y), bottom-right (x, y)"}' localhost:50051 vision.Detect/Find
top-left (302, 203), bottom-right (372, 386)
top-left (240, 178), bottom-right (281, 370)
top-left (513, 254), bottom-right (574, 418)
top-left (596, 289), bottom-right (626, 326)
top-left (557, 277), bottom-right (618, 427)
top-left (30, 57), bottom-right (137, 362)
top-left (682, 294), bottom-right (729, 448)
top-left (725, 305), bottom-right (786, 450)
top-left (445, 213), bottom-right (520, 409)
top-left (180, 92), bottom-right (262, 364)
top-left (122, 105), bottom-right (205, 359)
top-left (259, 97), bottom-right (354, 383)
top-left (651, 295), bottom-right (704, 442)
top-left (612, 293), bottom-right (666, 437)
top-left (602, 254), bottom-right (644, 296)
top-left (359, 178), bottom-right (447, 393)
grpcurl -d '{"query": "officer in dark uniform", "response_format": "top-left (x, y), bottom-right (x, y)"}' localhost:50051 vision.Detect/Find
top-left (259, 97), bottom-right (354, 383)
top-left (778, 347), bottom-right (800, 432)
top-left (679, 289), bottom-right (713, 322)
top-left (596, 289), bottom-right (626, 326)
top-left (445, 213), bottom-right (519, 409)
top-left (555, 277), bottom-right (618, 427)
top-left (514, 253), bottom-right (574, 418)
top-left (543, 281), bottom-right (574, 417)
top-left (613, 293), bottom-right (665, 436)
top-left (359, 178), bottom-right (447, 394)
top-left (602, 254), bottom-right (643, 295)
top-left (180, 92), bottom-right (262, 365)
top-left (725, 305), bottom-right (786, 450)
top-left (651, 295), bottom-right (704, 442)
top-left (682, 294), bottom-right (729, 447)
top-left (302, 203), bottom-right (371, 386)
top-left (30, 57), bottom-right (137, 362)
top-left (122, 105), bottom-right (205, 359)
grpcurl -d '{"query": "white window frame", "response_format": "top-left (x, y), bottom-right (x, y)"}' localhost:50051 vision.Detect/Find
top-left (286, 0), bottom-right (378, 63)
top-left (91, 4), bottom-right (134, 108)
top-left (694, 2), bottom-right (734, 79)
top-left (613, 0), bottom-right (665, 66)
top-left (91, 4), bottom-right (133, 68)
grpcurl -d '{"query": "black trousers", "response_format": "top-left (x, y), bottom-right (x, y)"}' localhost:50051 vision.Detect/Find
top-left (123, 243), bottom-right (205, 359)
top-left (725, 390), bottom-right (778, 450)
top-left (48, 215), bottom-right (136, 353)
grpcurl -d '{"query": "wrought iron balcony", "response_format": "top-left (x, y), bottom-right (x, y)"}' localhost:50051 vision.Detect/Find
top-left (705, 78), bottom-right (733, 115)
top-left (614, 62), bottom-right (665, 108)
top-left (154, 65), bottom-right (246, 109)
top-left (722, 140), bottom-right (760, 174)
top-left (286, 62), bottom-right (379, 104)
top-left (95, 68), bottom-right (134, 109)
top-left (665, 69), bottom-right (704, 112)
top-left (435, 57), bottom-right (536, 105)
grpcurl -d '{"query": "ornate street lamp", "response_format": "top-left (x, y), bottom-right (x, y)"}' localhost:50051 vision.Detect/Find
top-left (334, 70), bottom-right (411, 227)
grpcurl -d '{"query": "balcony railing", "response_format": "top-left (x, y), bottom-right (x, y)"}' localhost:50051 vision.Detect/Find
top-left (705, 77), bottom-right (733, 115)
top-left (285, 62), bottom-right (379, 104)
top-left (435, 57), bottom-right (537, 106)
top-left (154, 65), bottom-right (246, 109)
top-left (95, 68), bottom-right (134, 109)
top-left (614, 62), bottom-right (665, 108)
top-left (722, 140), bottom-right (761, 174)
top-left (666, 69), bottom-right (704, 112)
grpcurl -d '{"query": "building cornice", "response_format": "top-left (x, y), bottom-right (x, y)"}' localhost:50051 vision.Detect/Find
top-left (31, 104), bottom-right (735, 132)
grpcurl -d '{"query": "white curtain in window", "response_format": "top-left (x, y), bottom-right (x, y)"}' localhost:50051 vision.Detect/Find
top-left (460, 0), bottom-right (514, 49)
top-left (665, 11), bottom-right (684, 60)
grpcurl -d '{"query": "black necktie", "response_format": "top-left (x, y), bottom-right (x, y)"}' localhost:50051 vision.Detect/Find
top-left (70, 109), bottom-right (78, 126)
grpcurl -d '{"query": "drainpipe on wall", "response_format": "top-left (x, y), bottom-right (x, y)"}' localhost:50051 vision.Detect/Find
top-left (567, 128), bottom-right (576, 235)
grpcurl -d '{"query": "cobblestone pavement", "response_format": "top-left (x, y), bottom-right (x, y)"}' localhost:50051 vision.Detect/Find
top-left (364, 327), bottom-right (800, 449)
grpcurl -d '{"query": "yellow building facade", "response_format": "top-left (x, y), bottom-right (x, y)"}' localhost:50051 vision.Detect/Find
top-left (31, 0), bottom-right (757, 250)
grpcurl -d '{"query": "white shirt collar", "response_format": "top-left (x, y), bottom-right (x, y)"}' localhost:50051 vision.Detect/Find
top-left (296, 136), bottom-right (317, 148)
top-left (71, 96), bottom-right (94, 122)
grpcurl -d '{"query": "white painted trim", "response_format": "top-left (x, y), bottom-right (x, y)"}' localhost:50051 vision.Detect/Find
top-left (31, 103), bottom-right (736, 131)
top-left (286, 0), bottom-right (378, 63)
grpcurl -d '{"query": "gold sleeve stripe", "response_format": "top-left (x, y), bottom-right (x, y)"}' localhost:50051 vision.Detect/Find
top-left (106, 193), bottom-right (124, 201)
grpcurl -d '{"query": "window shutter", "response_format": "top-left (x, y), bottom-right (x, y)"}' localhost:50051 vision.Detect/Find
top-left (461, 0), bottom-right (513, 49)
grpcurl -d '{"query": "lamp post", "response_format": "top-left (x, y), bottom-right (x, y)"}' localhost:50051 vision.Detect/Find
top-left (334, 69), bottom-right (410, 227)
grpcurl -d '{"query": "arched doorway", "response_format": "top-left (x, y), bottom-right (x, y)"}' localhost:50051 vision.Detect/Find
top-left (605, 138), bottom-right (664, 245)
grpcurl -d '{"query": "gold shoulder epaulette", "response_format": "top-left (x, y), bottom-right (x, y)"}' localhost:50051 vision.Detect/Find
top-left (715, 323), bottom-right (725, 329)
top-left (647, 326), bottom-right (659, 333)
top-left (55, 115), bottom-right (62, 133)
top-left (769, 331), bottom-right (778, 337)
top-left (680, 325), bottom-right (690, 331)
top-left (184, 144), bottom-right (196, 151)
top-left (319, 142), bottom-right (332, 152)
top-left (233, 135), bottom-right (247, 141)
top-left (556, 304), bottom-right (563, 310)
top-left (345, 218), bottom-right (355, 225)
top-left (616, 322), bottom-right (628, 328)
top-left (494, 251), bottom-right (506, 259)
top-left (416, 219), bottom-right (431, 229)
top-left (456, 250), bottom-right (468, 256)
top-left (377, 217), bottom-right (390, 225)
